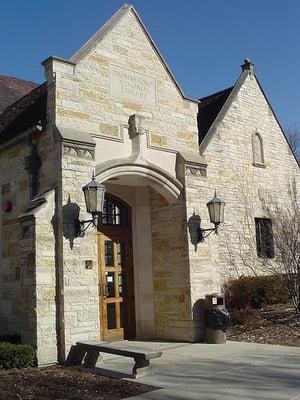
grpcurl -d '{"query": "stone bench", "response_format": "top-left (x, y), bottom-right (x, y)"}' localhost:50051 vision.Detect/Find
top-left (66, 340), bottom-right (162, 378)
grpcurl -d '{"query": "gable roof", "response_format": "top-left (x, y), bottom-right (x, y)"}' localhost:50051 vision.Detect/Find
top-left (0, 75), bottom-right (38, 113)
top-left (0, 82), bottom-right (47, 144)
top-left (198, 61), bottom-right (254, 153)
top-left (198, 60), bottom-right (299, 166)
top-left (254, 76), bottom-right (300, 166)
top-left (69, 3), bottom-right (198, 103)
top-left (198, 86), bottom-right (233, 144)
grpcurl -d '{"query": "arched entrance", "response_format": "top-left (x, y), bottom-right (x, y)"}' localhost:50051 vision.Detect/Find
top-left (98, 194), bottom-right (136, 341)
top-left (95, 161), bottom-right (183, 205)
top-left (96, 159), bottom-right (184, 341)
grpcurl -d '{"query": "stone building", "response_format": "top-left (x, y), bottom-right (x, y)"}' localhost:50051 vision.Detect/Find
top-left (0, 4), bottom-right (299, 365)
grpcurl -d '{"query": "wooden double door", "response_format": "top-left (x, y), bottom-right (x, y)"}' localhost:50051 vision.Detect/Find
top-left (98, 195), bottom-right (136, 341)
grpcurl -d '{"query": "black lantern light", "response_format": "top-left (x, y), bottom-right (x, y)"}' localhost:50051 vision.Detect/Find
top-left (77, 174), bottom-right (106, 236)
top-left (198, 192), bottom-right (225, 241)
top-left (82, 176), bottom-right (106, 216)
top-left (206, 192), bottom-right (225, 228)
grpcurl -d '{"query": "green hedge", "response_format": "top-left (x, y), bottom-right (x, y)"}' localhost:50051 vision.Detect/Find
top-left (0, 342), bottom-right (35, 369)
top-left (224, 275), bottom-right (289, 310)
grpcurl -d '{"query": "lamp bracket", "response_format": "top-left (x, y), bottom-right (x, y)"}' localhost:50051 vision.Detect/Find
top-left (197, 224), bottom-right (220, 242)
top-left (75, 214), bottom-right (99, 237)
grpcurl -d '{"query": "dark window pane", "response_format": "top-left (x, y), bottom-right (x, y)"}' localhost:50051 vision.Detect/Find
top-left (255, 219), bottom-right (262, 257)
top-left (117, 241), bottom-right (126, 267)
top-left (105, 241), bottom-right (114, 266)
top-left (118, 272), bottom-right (123, 295)
top-left (121, 273), bottom-right (127, 296)
top-left (255, 218), bottom-right (274, 258)
top-left (102, 197), bottom-right (128, 226)
top-left (106, 272), bottom-right (115, 297)
top-left (107, 303), bottom-right (116, 329)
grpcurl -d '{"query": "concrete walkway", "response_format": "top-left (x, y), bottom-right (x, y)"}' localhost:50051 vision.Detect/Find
top-left (93, 340), bottom-right (300, 400)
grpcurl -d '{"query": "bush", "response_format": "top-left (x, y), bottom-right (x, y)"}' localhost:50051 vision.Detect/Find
top-left (230, 308), bottom-right (261, 327)
top-left (0, 342), bottom-right (35, 369)
top-left (224, 275), bottom-right (290, 310)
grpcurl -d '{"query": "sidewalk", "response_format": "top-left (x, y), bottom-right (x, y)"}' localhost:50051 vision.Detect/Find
top-left (95, 341), bottom-right (300, 400)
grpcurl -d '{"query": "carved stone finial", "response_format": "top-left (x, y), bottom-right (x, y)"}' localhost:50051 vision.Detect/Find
top-left (128, 114), bottom-right (147, 138)
top-left (241, 58), bottom-right (254, 73)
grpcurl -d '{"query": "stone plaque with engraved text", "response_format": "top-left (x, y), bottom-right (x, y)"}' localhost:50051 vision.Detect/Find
top-left (110, 66), bottom-right (156, 107)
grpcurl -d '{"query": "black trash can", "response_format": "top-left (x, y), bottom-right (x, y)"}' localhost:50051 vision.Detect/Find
top-left (205, 293), bottom-right (230, 344)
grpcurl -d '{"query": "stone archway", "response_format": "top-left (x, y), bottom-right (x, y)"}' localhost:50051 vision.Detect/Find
top-left (95, 159), bottom-right (185, 341)
top-left (95, 160), bottom-right (183, 205)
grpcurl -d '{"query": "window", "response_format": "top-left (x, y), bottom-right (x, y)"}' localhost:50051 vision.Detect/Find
top-left (252, 132), bottom-right (265, 167)
top-left (255, 218), bottom-right (274, 258)
top-left (24, 143), bottom-right (41, 199)
top-left (102, 196), bottom-right (129, 226)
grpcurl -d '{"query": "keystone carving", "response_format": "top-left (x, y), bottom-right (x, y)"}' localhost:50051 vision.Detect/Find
top-left (128, 114), bottom-right (147, 138)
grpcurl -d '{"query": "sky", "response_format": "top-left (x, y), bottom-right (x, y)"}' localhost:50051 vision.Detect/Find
top-left (1, 0), bottom-right (299, 130)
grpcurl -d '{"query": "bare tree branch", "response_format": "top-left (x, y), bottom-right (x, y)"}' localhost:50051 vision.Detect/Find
top-left (262, 193), bottom-right (300, 314)
top-left (285, 127), bottom-right (300, 160)
top-left (223, 168), bottom-right (300, 314)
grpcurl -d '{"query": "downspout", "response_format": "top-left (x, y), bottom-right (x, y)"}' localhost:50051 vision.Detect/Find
top-left (54, 179), bottom-right (66, 363)
top-left (52, 127), bottom-right (65, 363)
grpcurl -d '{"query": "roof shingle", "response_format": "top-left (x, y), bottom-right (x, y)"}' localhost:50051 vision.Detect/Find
top-left (198, 87), bottom-right (233, 144)
top-left (0, 82), bottom-right (47, 144)
top-left (0, 75), bottom-right (38, 114)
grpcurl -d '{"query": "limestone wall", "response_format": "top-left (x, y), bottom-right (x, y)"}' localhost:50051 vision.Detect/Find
top-left (186, 72), bottom-right (300, 314)
top-left (60, 146), bottom-right (99, 358)
top-left (51, 8), bottom-right (199, 162)
top-left (3, 6), bottom-right (299, 354)
top-left (18, 215), bottom-right (37, 347)
top-left (0, 127), bottom-right (60, 353)
top-left (0, 141), bottom-right (29, 337)
top-left (44, 6), bottom-right (201, 347)
top-left (0, 67), bottom-right (60, 361)
top-left (34, 190), bottom-right (56, 364)
top-left (150, 189), bottom-right (192, 341)
top-left (17, 189), bottom-right (57, 365)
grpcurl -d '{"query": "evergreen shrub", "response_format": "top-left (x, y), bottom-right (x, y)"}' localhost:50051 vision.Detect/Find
top-left (0, 342), bottom-right (35, 369)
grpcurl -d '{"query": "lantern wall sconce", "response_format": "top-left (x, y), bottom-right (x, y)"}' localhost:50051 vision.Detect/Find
top-left (76, 174), bottom-right (106, 237)
top-left (197, 192), bottom-right (225, 242)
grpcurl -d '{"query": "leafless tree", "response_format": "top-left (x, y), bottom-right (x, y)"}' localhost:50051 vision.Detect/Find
top-left (223, 168), bottom-right (300, 314)
top-left (222, 169), bottom-right (265, 278)
top-left (262, 195), bottom-right (300, 314)
top-left (286, 127), bottom-right (300, 161)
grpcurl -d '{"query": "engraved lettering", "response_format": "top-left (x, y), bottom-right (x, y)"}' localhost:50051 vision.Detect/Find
top-left (110, 66), bottom-right (156, 107)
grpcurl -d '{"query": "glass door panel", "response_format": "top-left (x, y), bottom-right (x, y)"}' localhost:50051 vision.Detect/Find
top-left (105, 241), bottom-right (114, 266)
top-left (99, 236), bottom-right (131, 341)
top-left (107, 303), bottom-right (116, 329)
top-left (105, 272), bottom-right (115, 297)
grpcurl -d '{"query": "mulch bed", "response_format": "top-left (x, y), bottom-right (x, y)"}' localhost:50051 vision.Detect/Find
top-left (0, 365), bottom-right (157, 400)
top-left (227, 303), bottom-right (300, 346)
